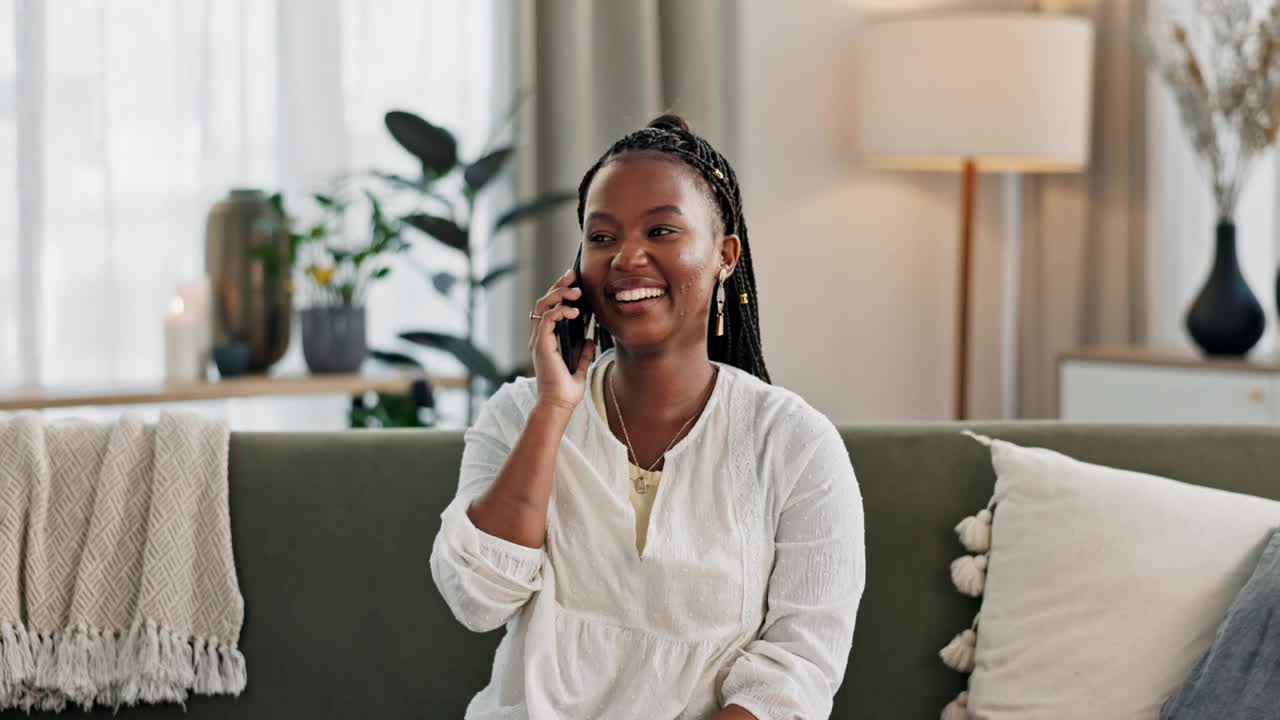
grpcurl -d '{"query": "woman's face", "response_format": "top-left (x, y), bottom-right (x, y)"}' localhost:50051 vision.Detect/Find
top-left (580, 152), bottom-right (739, 353)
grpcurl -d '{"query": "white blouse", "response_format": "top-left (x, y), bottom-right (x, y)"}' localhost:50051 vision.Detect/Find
top-left (429, 350), bottom-right (865, 719)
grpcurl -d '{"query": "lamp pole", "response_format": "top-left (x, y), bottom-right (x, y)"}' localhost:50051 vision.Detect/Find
top-left (956, 158), bottom-right (977, 420)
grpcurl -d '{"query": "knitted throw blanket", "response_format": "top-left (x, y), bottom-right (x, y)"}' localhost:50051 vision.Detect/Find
top-left (0, 411), bottom-right (246, 712)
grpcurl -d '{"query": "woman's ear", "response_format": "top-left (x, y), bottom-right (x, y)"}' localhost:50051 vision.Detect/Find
top-left (719, 234), bottom-right (741, 277)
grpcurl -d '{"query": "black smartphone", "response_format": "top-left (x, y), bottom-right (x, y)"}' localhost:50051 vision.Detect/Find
top-left (555, 246), bottom-right (593, 374)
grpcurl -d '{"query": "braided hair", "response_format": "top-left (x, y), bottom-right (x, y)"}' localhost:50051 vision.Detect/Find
top-left (576, 114), bottom-right (771, 384)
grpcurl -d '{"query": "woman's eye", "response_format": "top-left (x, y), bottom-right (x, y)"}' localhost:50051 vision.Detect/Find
top-left (589, 233), bottom-right (613, 243)
top-left (648, 227), bottom-right (675, 238)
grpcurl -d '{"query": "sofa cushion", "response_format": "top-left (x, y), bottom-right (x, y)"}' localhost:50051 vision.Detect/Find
top-left (963, 435), bottom-right (1280, 719)
top-left (1160, 526), bottom-right (1280, 719)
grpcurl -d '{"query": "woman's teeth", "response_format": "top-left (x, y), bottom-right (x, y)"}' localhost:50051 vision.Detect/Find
top-left (614, 288), bottom-right (666, 303)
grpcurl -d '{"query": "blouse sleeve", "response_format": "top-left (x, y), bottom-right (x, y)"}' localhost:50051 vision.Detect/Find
top-left (719, 418), bottom-right (866, 719)
top-left (429, 381), bottom-right (547, 633)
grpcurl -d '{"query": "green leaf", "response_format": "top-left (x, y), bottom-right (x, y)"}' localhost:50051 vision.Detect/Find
top-left (463, 147), bottom-right (513, 194)
top-left (313, 193), bottom-right (338, 208)
top-left (367, 354), bottom-right (437, 415)
top-left (368, 170), bottom-right (457, 216)
top-left (399, 331), bottom-right (503, 383)
top-left (372, 266), bottom-right (392, 280)
top-left (369, 349), bottom-right (424, 370)
top-left (385, 110), bottom-right (458, 179)
top-left (431, 272), bottom-right (458, 296)
top-left (494, 190), bottom-right (576, 232)
top-left (402, 214), bottom-right (469, 255)
top-left (372, 171), bottom-right (432, 192)
top-left (268, 192), bottom-right (285, 216)
top-left (349, 389), bottom-right (432, 428)
top-left (330, 248), bottom-right (352, 262)
top-left (307, 223), bottom-right (327, 240)
top-left (479, 263), bottom-right (518, 287)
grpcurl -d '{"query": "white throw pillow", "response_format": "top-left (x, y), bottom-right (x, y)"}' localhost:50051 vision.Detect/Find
top-left (963, 435), bottom-right (1280, 719)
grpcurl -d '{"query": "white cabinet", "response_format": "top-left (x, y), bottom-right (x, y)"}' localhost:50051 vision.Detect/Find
top-left (1059, 347), bottom-right (1280, 424)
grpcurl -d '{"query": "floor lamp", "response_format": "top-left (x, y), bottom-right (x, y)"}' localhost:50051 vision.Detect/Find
top-left (855, 13), bottom-right (1093, 420)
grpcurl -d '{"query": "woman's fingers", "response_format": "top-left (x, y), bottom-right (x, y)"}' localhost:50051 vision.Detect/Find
top-left (549, 267), bottom-right (575, 291)
top-left (527, 268), bottom-right (584, 353)
top-left (538, 304), bottom-right (580, 332)
top-left (534, 286), bottom-right (582, 316)
top-left (527, 304), bottom-right (581, 350)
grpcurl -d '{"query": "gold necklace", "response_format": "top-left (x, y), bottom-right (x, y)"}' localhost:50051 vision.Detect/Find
top-left (606, 362), bottom-right (715, 495)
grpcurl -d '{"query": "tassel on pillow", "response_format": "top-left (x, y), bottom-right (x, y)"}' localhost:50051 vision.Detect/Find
top-left (940, 628), bottom-right (977, 673)
top-left (940, 690), bottom-right (969, 720)
top-left (955, 508), bottom-right (992, 553)
top-left (950, 554), bottom-right (988, 597)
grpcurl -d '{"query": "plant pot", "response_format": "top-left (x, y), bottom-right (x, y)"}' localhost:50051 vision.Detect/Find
top-left (301, 306), bottom-right (367, 374)
top-left (1185, 221), bottom-right (1265, 356)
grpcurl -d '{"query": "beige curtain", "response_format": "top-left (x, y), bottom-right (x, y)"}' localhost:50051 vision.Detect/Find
top-left (1017, 0), bottom-right (1148, 417)
top-left (499, 0), bottom-right (739, 359)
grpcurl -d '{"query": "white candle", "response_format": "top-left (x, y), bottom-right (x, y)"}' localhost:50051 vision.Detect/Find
top-left (178, 276), bottom-right (213, 372)
top-left (164, 294), bottom-right (202, 382)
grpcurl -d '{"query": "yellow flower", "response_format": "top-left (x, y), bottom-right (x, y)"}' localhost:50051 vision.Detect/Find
top-left (309, 265), bottom-right (334, 287)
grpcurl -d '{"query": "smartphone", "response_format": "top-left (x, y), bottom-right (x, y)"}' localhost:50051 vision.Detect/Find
top-left (555, 246), bottom-right (594, 374)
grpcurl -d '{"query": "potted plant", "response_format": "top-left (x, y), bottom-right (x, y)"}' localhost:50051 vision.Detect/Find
top-left (372, 107), bottom-right (575, 422)
top-left (266, 191), bottom-right (410, 374)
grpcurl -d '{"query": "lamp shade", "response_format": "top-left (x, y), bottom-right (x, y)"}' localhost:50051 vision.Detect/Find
top-left (855, 14), bottom-right (1094, 173)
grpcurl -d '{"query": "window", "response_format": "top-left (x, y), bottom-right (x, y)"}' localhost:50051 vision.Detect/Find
top-left (2, 0), bottom-right (512, 422)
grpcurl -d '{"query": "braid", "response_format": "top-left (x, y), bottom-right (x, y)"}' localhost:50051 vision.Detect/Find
top-left (577, 114), bottom-right (771, 383)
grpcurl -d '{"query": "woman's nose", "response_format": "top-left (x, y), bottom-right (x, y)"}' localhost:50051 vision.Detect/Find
top-left (611, 234), bottom-right (650, 271)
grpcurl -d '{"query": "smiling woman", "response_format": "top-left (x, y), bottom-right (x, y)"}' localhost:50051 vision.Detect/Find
top-left (578, 116), bottom-right (770, 383)
top-left (430, 114), bottom-right (867, 720)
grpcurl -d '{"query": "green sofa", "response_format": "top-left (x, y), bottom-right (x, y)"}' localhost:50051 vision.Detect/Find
top-left (11, 422), bottom-right (1280, 718)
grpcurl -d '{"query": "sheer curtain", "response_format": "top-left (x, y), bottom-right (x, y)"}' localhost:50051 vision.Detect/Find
top-left (1, 0), bottom-right (513, 425)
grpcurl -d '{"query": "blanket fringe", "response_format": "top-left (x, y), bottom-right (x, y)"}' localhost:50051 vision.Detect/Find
top-left (0, 618), bottom-right (244, 711)
top-left (0, 622), bottom-right (33, 705)
top-left (33, 631), bottom-right (56, 689)
top-left (53, 624), bottom-right (95, 708)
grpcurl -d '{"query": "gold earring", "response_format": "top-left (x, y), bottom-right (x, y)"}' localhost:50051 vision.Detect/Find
top-left (739, 292), bottom-right (749, 306)
top-left (716, 269), bottom-right (727, 337)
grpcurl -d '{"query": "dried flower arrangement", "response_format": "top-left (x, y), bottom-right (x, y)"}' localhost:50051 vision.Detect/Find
top-left (1148, 0), bottom-right (1280, 221)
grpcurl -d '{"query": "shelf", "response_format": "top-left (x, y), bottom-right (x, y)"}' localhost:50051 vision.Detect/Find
top-left (1059, 345), bottom-right (1280, 375)
top-left (0, 370), bottom-right (468, 412)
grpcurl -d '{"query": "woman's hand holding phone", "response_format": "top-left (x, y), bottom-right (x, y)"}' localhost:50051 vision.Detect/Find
top-left (529, 268), bottom-right (595, 414)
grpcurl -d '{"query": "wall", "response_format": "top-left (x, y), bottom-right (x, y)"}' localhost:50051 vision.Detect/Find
top-left (738, 0), bottom-right (1024, 423)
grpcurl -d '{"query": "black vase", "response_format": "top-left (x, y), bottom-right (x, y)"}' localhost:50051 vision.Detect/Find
top-left (1185, 221), bottom-right (1265, 356)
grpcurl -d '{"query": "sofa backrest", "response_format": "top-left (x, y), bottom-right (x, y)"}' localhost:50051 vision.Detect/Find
top-left (11, 423), bottom-right (1280, 719)
top-left (839, 423), bottom-right (1280, 718)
